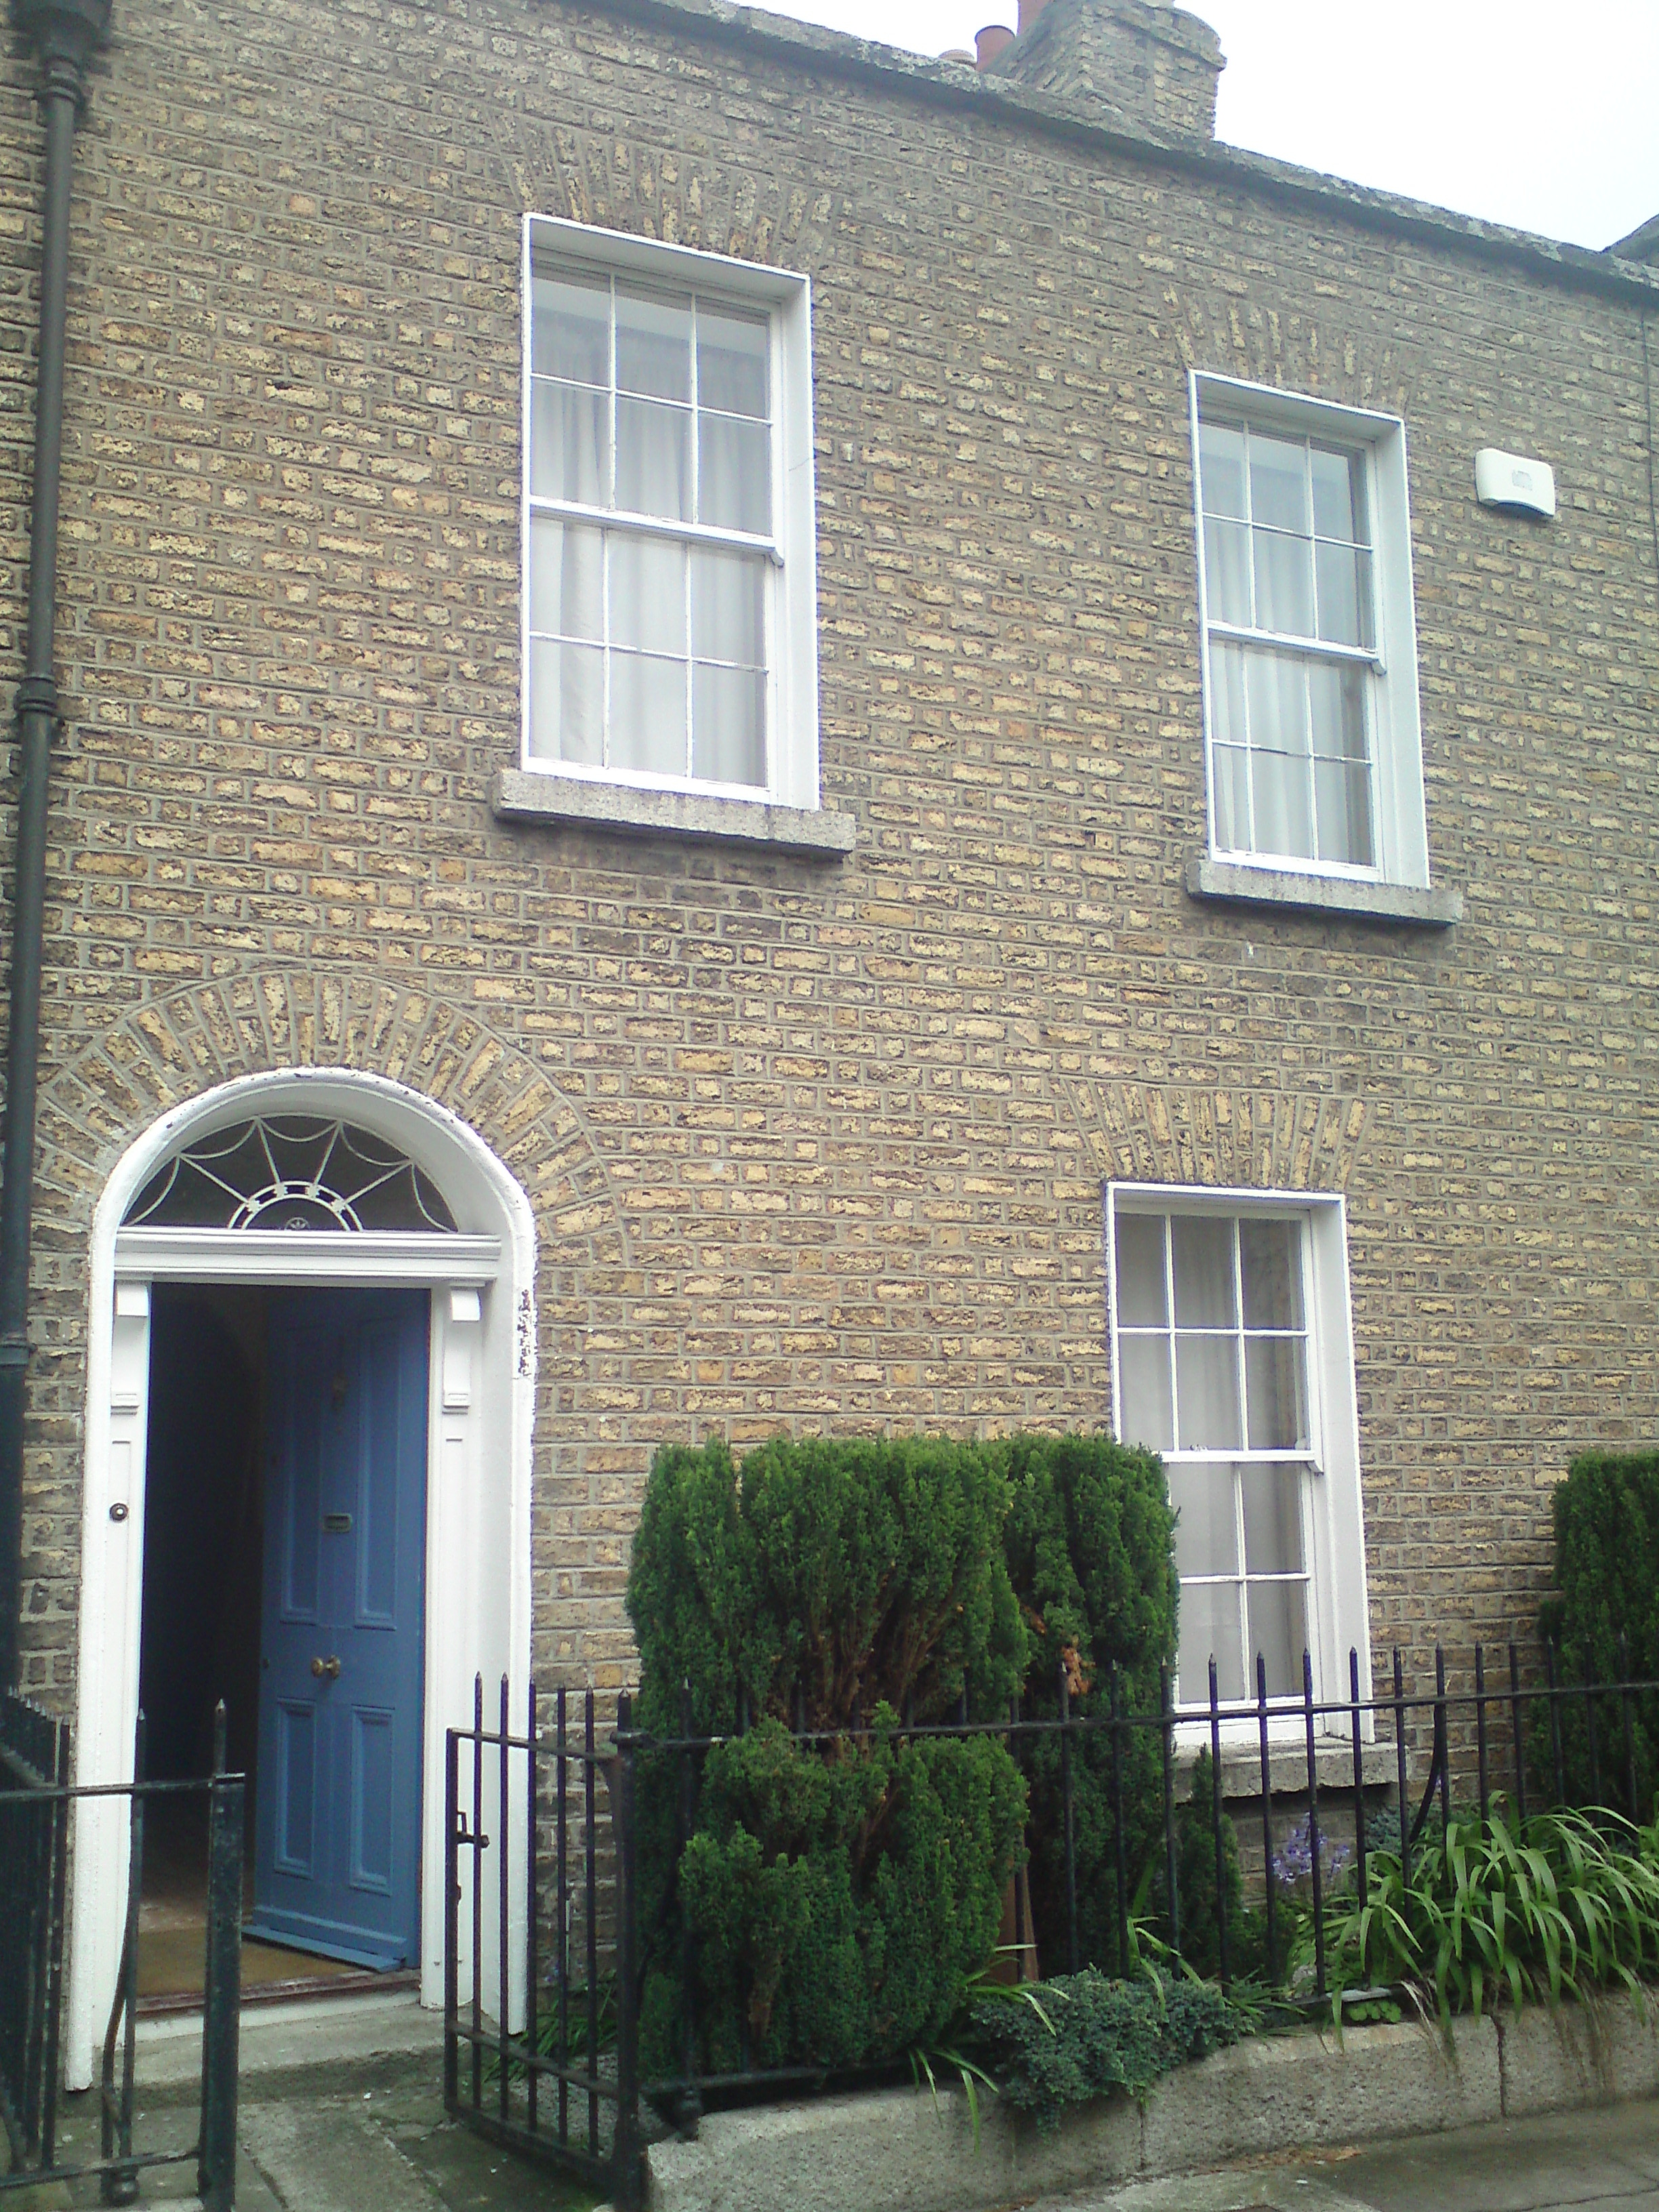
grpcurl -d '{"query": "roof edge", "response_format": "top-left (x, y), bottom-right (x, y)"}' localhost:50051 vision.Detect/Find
top-left (552, 0), bottom-right (1659, 306)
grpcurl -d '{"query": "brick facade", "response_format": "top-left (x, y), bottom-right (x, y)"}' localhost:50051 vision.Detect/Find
top-left (2, 0), bottom-right (1656, 1713)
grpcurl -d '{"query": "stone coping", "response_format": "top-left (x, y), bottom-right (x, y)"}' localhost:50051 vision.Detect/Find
top-left (628, 1990), bottom-right (1659, 2212)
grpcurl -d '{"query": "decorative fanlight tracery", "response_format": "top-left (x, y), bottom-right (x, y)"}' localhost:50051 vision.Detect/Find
top-left (123, 1115), bottom-right (458, 1233)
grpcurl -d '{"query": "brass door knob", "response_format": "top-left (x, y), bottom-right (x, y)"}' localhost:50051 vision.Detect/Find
top-left (310, 1655), bottom-right (342, 1680)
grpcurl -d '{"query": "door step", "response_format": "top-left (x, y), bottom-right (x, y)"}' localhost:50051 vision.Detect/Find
top-left (137, 1965), bottom-right (420, 2019)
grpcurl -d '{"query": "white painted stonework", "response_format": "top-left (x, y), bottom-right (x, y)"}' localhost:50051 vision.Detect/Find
top-left (66, 1067), bottom-right (537, 2089)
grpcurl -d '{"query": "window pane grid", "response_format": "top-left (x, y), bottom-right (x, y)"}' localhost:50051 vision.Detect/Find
top-left (1169, 1458), bottom-right (1313, 1708)
top-left (529, 267), bottom-right (774, 790)
top-left (1114, 1215), bottom-right (1309, 1459)
top-left (1200, 415), bottom-right (1380, 872)
top-left (1114, 1210), bottom-right (1317, 1708)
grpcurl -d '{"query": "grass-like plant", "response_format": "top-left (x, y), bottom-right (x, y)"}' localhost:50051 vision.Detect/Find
top-left (1320, 1802), bottom-right (1659, 2030)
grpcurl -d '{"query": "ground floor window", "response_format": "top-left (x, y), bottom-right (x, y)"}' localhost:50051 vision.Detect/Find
top-left (1106, 1184), bottom-right (1370, 1717)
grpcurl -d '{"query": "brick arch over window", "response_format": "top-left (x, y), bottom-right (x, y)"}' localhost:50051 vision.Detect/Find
top-left (1062, 1079), bottom-right (1372, 1193)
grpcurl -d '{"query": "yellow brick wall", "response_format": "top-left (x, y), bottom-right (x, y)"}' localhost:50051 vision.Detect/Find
top-left (1, 0), bottom-right (1655, 1710)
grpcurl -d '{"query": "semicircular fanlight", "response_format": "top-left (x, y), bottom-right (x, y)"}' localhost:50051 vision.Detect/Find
top-left (123, 1115), bottom-right (458, 1233)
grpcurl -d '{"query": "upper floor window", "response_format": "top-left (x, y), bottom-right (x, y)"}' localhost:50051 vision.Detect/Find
top-left (1192, 375), bottom-right (1429, 893)
top-left (523, 218), bottom-right (820, 811)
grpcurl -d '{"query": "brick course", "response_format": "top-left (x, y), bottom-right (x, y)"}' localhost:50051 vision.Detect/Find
top-left (1, 0), bottom-right (1656, 1713)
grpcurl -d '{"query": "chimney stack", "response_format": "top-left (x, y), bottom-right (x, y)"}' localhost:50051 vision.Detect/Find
top-left (979, 0), bottom-right (1223, 140)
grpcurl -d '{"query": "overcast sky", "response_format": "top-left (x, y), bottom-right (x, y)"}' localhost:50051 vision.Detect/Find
top-left (762, 0), bottom-right (1659, 253)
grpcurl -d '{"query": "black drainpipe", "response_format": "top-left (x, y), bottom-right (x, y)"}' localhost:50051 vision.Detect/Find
top-left (0, 0), bottom-right (110, 1688)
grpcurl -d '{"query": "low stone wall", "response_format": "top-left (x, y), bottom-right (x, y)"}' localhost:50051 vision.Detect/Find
top-left (634, 1992), bottom-right (1659, 2212)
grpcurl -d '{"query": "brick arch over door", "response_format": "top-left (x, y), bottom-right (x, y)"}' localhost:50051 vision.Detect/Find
top-left (24, 970), bottom-right (633, 1697)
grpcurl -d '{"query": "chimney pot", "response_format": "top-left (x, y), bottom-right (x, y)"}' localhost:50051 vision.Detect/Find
top-left (1016, 0), bottom-right (1050, 33)
top-left (975, 22), bottom-right (1014, 66)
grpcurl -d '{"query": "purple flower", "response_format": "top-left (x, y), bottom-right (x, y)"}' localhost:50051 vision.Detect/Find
top-left (1271, 1816), bottom-right (1350, 1892)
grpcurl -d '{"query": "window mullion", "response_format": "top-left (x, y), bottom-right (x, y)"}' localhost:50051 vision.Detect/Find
top-left (1163, 1217), bottom-right (1178, 1452)
top-left (607, 275), bottom-right (617, 514)
top-left (687, 293), bottom-right (699, 779)
top-left (1233, 1458), bottom-right (1250, 1700)
top-left (1239, 422), bottom-right (1255, 630)
top-left (601, 523), bottom-right (612, 773)
top-left (1231, 1216), bottom-right (1245, 1452)
top-left (1231, 1221), bottom-right (1250, 1689)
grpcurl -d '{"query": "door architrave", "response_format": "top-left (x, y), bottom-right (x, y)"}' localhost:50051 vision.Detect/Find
top-left (68, 1069), bottom-right (537, 2089)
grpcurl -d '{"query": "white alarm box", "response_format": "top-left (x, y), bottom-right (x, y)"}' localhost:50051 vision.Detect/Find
top-left (1475, 448), bottom-right (1556, 519)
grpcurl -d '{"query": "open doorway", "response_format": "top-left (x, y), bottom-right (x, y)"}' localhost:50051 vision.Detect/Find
top-left (136, 1284), bottom-right (429, 2009)
top-left (71, 1069), bottom-right (534, 2092)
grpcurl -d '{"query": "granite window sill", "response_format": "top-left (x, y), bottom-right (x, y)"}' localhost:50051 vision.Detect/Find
top-left (1178, 1739), bottom-right (1408, 1801)
top-left (1186, 855), bottom-right (1462, 928)
top-left (491, 769), bottom-right (856, 857)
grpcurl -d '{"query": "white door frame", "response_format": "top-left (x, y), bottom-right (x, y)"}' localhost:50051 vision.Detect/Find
top-left (66, 1067), bottom-right (537, 2089)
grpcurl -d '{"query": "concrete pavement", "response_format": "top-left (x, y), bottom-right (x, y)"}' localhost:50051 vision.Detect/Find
top-left (1022, 2099), bottom-right (1659, 2212)
top-left (26, 1994), bottom-right (600, 2212)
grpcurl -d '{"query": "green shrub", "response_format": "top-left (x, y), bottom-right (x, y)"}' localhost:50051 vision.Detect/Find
top-left (627, 1434), bottom-right (1027, 1739)
top-left (651, 1714), bottom-right (1027, 2075)
top-left (1148, 1750), bottom-right (1263, 1980)
top-left (969, 1966), bottom-right (1244, 2131)
top-left (1538, 1450), bottom-right (1659, 1817)
top-left (996, 1434), bottom-right (1178, 1975)
top-left (1320, 1801), bottom-right (1659, 2028)
top-left (625, 1435), bottom-right (1031, 2077)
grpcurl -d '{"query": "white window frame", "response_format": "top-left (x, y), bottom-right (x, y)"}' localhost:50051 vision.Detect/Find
top-left (1190, 371), bottom-right (1429, 892)
top-left (1105, 1181), bottom-right (1372, 1735)
top-left (520, 215), bottom-right (821, 811)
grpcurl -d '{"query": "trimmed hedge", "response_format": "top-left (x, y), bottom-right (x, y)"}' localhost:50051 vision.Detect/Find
top-left (628, 1433), bottom-right (1027, 1740)
top-left (998, 1433), bottom-right (1179, 1975)
top-left (649, 1715), bottom-right (1026, 2074)
top-left (1538, 1450), bottom-right (1659, 1814)
top-left (623, 1430), bottom-right (1185, 2076)
top-left (626, 1434), bottom-right (1031, 2076)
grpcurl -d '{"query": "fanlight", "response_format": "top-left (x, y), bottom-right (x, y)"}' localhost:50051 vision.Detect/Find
top-left (123, 1115), bottom-right (457, 1233)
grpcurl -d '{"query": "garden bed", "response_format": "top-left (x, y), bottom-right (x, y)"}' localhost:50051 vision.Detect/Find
top-left (634, 1988), bottom-right (1659, 2212)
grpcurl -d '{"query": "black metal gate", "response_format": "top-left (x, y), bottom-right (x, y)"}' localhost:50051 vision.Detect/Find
top-left (0, 1693), bottom-right (244, 2207)
top-left (445, 1677), bottom-right (642, 2209)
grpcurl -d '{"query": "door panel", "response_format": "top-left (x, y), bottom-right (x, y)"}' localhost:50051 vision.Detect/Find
top-left (249, 1289), bottom-right (428, 1970)
top-left (350, 1708), bottom-right (396, 1891)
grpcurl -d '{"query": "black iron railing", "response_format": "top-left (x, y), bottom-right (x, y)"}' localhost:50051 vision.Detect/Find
top-left (444, 1640), bottom-right (1659, 2209)
top-left (0, 1698), bottom-right (243, 2207)
top-left (0, 1689), bottom-right (68, 2182)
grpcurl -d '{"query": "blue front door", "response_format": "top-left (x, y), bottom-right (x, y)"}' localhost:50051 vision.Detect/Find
top-left (247, 1289), bottom-right (428, 1970)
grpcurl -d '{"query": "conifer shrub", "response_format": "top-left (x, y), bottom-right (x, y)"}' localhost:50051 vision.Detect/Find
top-left (1538, 1450), bottom-right (1659, 1816)
top-left (996, 1433), bottom-right (1179, 1974)
top-left (649, 1715), bottom-right (1027, 2073)
top-left (628, 1433), bottom-right (1027, 1739)
top-left (1148, 1750), bottom-right (1260, 1980)
top-left (626, 1434), bottom-right (1030, 2077)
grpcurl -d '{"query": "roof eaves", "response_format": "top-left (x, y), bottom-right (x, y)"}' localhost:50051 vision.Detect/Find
top-left (559, 0), bottom-right (1659, 308)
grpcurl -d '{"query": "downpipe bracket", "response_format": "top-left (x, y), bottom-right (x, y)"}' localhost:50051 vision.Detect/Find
top-left (12, 676), bottom-right (58, 724)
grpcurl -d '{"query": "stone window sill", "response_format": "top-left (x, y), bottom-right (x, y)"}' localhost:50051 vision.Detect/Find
top-left (1176, 1740), bottom-right (1408, 1801)
top-left (491, 769), bottom-right (856, 857)
top-left (1186, 855), bottom-right (1462, 928)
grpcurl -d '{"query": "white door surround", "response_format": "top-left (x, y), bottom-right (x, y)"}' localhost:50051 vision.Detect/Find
top-left (66, 1067), bottom-right (537, 2089)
